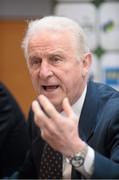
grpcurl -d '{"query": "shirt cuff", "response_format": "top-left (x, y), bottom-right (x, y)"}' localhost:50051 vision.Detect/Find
top-left (75, 145), bottom-right (94, 178)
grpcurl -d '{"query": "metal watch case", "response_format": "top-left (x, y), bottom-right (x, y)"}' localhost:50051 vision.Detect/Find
top-left (70, 152), bottom-right (85, 168)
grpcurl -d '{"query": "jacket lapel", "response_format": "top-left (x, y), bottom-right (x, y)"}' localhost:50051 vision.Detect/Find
top-left (78, 81), bottom-right (99, 142)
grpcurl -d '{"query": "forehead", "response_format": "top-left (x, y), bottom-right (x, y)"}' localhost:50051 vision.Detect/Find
top-left (28, 30), bottom-right (76, 54)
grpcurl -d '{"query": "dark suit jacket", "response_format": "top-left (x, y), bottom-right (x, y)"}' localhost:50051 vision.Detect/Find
top-left (14, 81), bottom-right (119, 179)
top-left (0, 82), bottom-right (30, 178)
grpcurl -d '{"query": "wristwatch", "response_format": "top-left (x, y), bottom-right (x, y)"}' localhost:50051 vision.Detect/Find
top-left (66, 144), bottom-right (88, 168)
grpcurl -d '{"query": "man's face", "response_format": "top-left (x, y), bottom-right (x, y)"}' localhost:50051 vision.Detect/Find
top-left (27, 30), bottom-right (89, 111)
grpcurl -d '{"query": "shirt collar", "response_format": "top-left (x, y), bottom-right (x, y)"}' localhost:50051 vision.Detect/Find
top-left (72, 85), bottom-right (87, 118)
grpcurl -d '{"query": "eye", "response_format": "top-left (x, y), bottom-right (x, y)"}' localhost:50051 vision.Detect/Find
top-left (29, 57), bottom-right (42, 69)
top-left (50, 55), bottom-right (62, 64)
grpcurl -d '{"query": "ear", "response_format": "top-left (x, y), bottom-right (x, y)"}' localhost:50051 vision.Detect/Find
top-left (81, 52), bottom-right (92, 77)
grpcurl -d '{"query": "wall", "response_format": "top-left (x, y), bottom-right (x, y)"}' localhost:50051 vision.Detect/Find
top-left (54, 0), bottom-right (119, 91)
top-left (0, 0), bottom-right (53, 19)
top-left (0, 0), bottom-right (54, 116)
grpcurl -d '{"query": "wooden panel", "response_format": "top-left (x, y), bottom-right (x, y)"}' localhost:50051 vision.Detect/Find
top-left (0, 20), bottom-right (36, 117)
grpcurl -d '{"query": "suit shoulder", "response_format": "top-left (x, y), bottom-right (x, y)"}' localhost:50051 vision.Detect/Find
top-left (93, 81), bottom-right (119, 100)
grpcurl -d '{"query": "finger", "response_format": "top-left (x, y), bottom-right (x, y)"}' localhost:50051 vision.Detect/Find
top-left (32, 100), bottom-right (49, 127)
top-left (32, 100), bottom-right (50, 119)
top-left (32, 100), bottom-right (41, 116)
top-left (38, 95), bottom-right (61, 120)
top-left (62, 97), bottom-right (74, 118)
top-left (32, 100), bottom-right (42, 128)
top-left (36, 98), bottom-right (50, 118)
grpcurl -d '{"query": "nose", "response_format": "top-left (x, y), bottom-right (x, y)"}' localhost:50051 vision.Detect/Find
top-left (39, 61), bottom-right (53, 79)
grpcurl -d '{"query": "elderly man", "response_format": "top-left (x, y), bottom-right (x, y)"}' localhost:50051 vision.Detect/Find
top-left (12, 16), bottom-right (119, 179)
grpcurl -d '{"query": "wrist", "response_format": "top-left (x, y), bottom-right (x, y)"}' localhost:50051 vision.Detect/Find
top-left (69, 140), bottom-right (86, 157)
top-left (66, 143), bottom-right (88, 168)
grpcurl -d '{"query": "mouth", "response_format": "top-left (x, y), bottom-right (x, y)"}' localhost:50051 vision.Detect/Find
top-left (42, 85), bottom-right (59, 92)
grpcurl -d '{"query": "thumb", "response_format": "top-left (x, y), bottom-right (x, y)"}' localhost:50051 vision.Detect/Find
top-left (62, 97), bottom-right (74, 118)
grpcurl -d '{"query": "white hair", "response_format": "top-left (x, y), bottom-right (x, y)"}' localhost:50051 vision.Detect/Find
top-left (22, 16), bottom-right (89, 60)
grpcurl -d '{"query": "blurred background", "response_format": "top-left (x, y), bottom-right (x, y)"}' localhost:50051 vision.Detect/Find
top-left (0, 0), bottom-right (119, 116)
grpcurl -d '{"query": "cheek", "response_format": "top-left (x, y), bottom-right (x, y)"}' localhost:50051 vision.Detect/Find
top-left (59, 69), bottom-right (76, 94)
top-left (63, 67), bottom-right (82, 102)
top-left (29, 69), bottom-right (39, 80)
top-left (29, 70), bottom-right (40, 90)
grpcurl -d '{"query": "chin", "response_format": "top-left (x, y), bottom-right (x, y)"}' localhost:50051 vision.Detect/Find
top-left (49, 98), bottom-right (62, 112)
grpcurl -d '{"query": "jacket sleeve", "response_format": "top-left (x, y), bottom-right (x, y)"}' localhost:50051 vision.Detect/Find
top-left (91, 114), bottom-right (119, 179)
